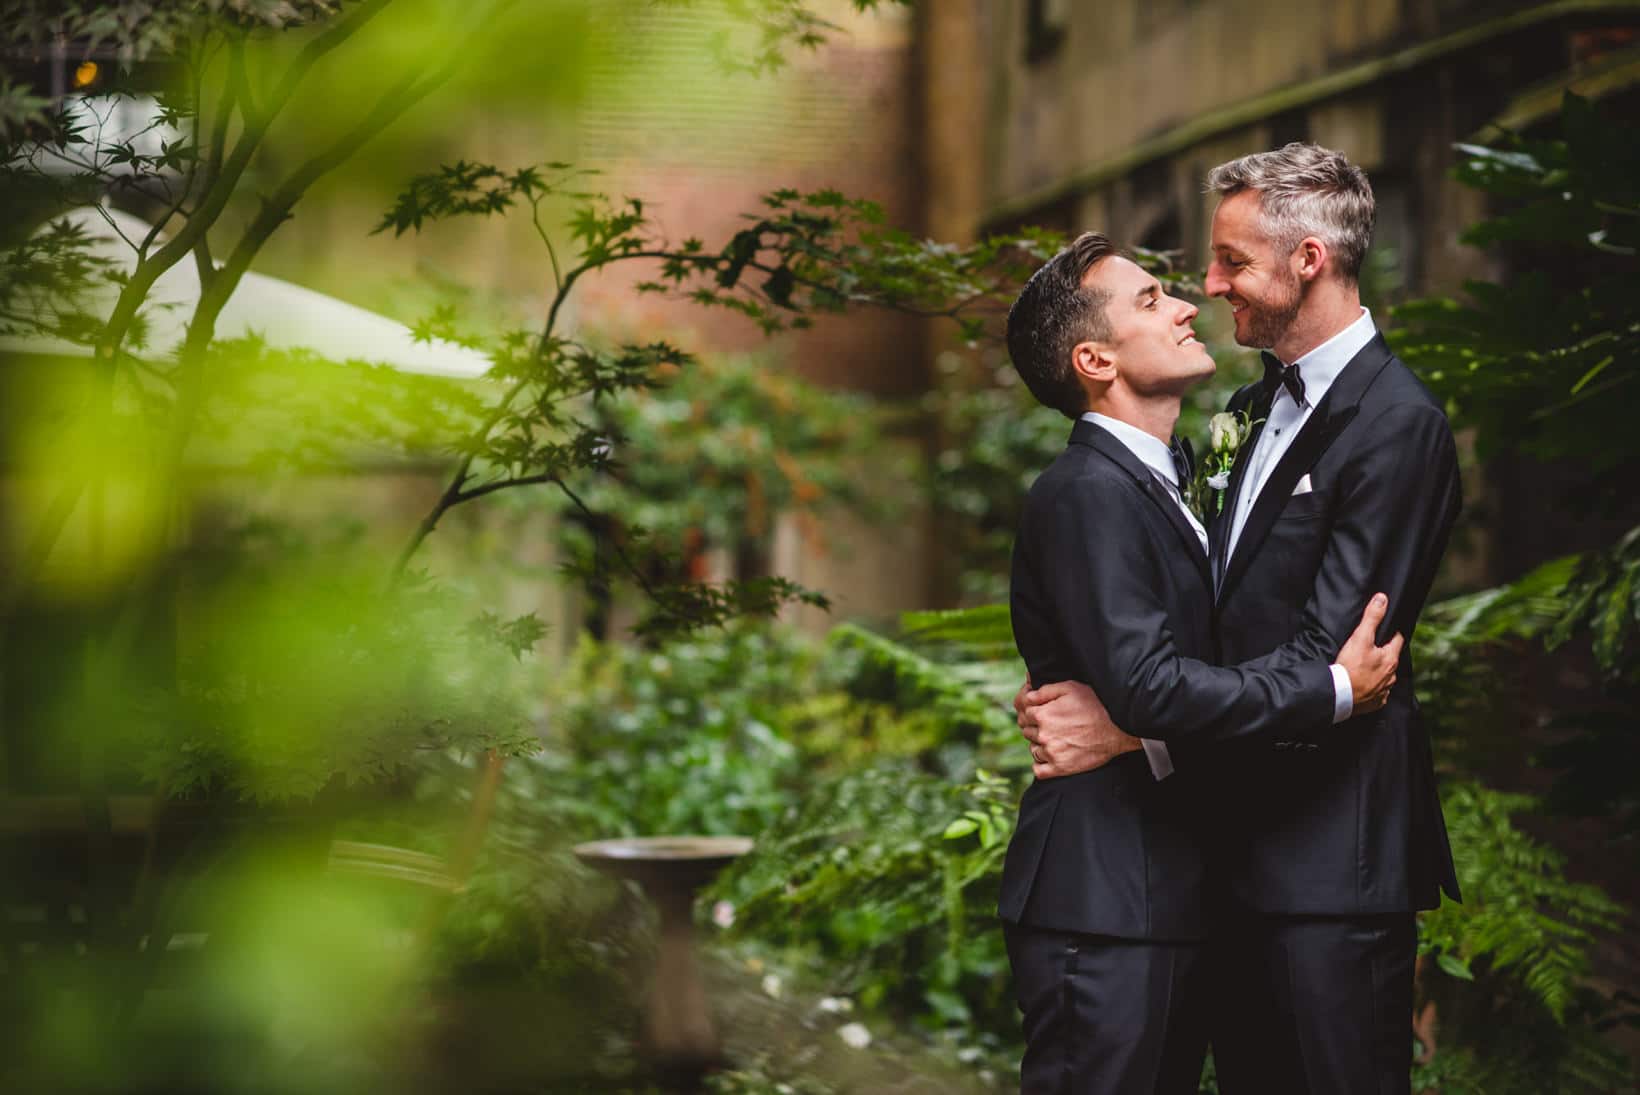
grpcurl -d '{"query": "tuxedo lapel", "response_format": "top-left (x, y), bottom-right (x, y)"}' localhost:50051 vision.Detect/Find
top-left (1069, 419), bottom-right (1212, 588)
top-left (1216, 335), bottom-right (1396, 603)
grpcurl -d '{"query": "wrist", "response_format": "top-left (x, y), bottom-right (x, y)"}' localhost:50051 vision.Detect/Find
top-left (1328, 663), bottom-right (1355, 723)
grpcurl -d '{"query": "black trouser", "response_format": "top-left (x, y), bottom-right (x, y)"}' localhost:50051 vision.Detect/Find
top-left (1003, 923), bottom-right (1210, 1095)
top-left (1210, 909), bottom-right (1417, 1095)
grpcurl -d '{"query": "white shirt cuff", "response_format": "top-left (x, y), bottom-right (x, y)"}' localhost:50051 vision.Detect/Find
top-left (1141, 738), bottom-right (1174, 781)
top-left (1329, 663), bottom-right (1354, 724)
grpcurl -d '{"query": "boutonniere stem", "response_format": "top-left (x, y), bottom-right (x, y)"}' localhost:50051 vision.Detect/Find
top-left (1187, 410), bottom-right (1259, 522)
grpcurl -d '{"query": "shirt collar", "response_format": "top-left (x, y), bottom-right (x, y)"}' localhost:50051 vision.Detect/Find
top-left (1276, 307), bottom-right (1376, 409)
top-left (1082, 411), bottom-right (1179, 489)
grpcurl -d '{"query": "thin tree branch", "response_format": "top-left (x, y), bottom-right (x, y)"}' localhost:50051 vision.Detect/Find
top-left (548, 475), bottom-right (666, 604)
top-left (454, 471), bottom-right (554, 503)
top-left (392, 178), bottom-right (1005, 574)
top-left (171, 6), bottom-right (516, 547)
top-left (227, 32), bottom-right (259, 124)
top-left (528, 193), bottom-right (563, 295)
top-left (96, 0), bottom-right (397, 360)
top-left (89, 204), bottom-right (140, 254)
top-left (192, 235), bottom-right (214, 290)
top-left (390, 462), bottom-right (470, 578)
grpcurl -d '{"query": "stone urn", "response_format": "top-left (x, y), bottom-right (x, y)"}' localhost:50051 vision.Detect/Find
top-left (573, 835), bottom-right (753, 1083)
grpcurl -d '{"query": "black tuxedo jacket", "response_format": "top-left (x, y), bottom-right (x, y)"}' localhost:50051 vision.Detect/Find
top-left (999, 419), bottom-right (1336, 941)
top-left (1189, 333), bottom-right (1463, 916)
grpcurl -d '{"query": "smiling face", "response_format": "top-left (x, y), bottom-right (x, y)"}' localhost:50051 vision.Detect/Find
top-left (1205, 189), bottom-right (1303, 349)
top-left (1080, 255), bottom-right (1215, 395)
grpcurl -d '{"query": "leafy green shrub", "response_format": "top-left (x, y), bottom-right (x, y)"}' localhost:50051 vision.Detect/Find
top-left (539, 620), bottom-right (1018, 841)
top-left (705, 620), bottom-right (1026, 1052)
top-left (543, 625), bottom-right (821, 838)
top-left (558, 352), bottom-right (898, 584)
top-left (718, 762), bottom-right (1018, 1047)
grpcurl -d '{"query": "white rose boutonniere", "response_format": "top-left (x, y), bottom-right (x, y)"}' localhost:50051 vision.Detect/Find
top-left (1188, 410), bottom-right (1259, 521)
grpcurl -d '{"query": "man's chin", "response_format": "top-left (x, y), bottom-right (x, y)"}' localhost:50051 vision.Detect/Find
top-left (1229, 312), bottom-right (1268, 348)
top-left (1183, 358), bottom-right (1217, 384)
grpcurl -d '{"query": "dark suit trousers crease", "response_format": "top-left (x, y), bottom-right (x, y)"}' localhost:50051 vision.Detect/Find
top-left (1004, 923), bottom-right (1210, 1095)
top-left (1210, 910), bottom-right (1416, 1095)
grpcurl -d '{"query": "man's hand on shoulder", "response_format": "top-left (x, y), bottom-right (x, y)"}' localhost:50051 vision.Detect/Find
top-left (1013, 678), bottom-right (1141, 779)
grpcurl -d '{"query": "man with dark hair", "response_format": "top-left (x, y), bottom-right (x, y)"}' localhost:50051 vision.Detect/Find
top-left (1016, 144), bottom-right (1463, 1094)
top-left (998, 229), bottom-right (1403, 1094)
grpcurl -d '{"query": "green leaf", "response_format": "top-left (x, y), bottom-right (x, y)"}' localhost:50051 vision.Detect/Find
top-left (1437, 953), bottom-right (1476, 981)
top-left (941, 817), bottom-right (978, 840)
top-left (1569, 355), bottom-right (1614, 395)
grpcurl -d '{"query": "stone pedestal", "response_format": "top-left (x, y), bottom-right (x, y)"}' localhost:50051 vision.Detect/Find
top-left (573, 836), bottom-right (753, 1083)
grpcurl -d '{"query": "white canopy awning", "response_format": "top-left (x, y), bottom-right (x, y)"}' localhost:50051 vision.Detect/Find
top-left (0, 206), bottom-right (493, 379)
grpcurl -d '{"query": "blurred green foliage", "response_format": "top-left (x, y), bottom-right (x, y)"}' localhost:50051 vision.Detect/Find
top-left (1395, 93), bottom-right (1639, 506)
top-left (429, 619), bottom-right (1028, 1077)
top-left (553, 351), bottom-right (899, 605)
top-left (3, 4), bottom-right (1637, 1091)
top-left (543, 626), bottom-right (817, 837)
top-left (1394, 93), bottom-right (1640, 858)
top-left (0, 3), bottom-right (1004, 1093)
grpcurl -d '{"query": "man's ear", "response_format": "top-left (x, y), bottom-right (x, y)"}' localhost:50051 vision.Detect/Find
top-left (1071, 340), bottom-right (1117, 384)
top-left (1294, 236), bottom-right (1328, 283)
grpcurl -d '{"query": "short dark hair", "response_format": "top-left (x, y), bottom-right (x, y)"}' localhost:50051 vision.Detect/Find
top-left (1006, 232), bottom-right (1122, 419)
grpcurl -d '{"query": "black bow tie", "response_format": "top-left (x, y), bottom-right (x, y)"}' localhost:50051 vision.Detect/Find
top-left (1169, 435), bottom-right (1193, 487)
top-left (1261, 351), bottom-right (1307, 407)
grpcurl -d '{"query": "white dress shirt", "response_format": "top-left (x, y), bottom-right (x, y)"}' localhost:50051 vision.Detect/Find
top-left (1224, 308), bottom-right (1375, 559)
top-left (1224, 308), bottom-right (1377, 728)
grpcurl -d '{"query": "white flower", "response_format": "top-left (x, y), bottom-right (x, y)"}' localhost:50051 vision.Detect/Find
top-left (1207, 471), bottom-right (1231, 490)
top-left (761, 973), bottom-right (783, 999)
top-left (838, 1022), bottom-right (872, 1049)
top-left (1209, 412), bottom-right (1239, 452)
top-left (711, 900), bottom-right (736, 929)
top-left (818, 996), bottom-right (854, 1014)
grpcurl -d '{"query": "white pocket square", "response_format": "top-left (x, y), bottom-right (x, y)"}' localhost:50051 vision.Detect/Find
top-left (1292, 473), bottom-right (1314, 496)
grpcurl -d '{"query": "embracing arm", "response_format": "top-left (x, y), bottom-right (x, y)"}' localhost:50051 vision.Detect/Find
top-left (1039, 475), bottom-right (1340, 747)
top-left (1019, 592), bottom-right (1397, 778)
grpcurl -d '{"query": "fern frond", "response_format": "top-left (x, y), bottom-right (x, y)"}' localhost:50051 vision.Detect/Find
top-left (828, 622), bottom-right (1017, 738)
top-left (1421, 783), bottom-right (1626, 1023)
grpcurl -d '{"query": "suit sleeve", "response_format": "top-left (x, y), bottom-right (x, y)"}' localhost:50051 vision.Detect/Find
top-left (1225, 401), bottom-right (1462, 688)
top-left (1039, 475), bottom-right (1336, 746)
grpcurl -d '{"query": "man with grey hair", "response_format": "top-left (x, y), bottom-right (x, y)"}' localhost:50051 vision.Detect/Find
top-left (1016, 143), bottom-right (1463, 1093)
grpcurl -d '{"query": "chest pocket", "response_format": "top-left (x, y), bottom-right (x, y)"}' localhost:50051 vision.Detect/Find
top-left (1275, 486), bottom-right (1330, 523)
top-left (1263, 488), bottom-right (1331, 587)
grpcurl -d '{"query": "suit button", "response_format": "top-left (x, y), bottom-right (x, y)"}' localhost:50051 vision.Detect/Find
top-left (1274, 740), bottom-right (1291, 750)
top-left (1304, 743), bottom-right (1319, 752)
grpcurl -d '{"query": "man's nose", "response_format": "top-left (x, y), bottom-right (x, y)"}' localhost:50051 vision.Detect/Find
top-left (1204, 263), bottom-right (1228, 297)
top-left (1178, 299), bottom-right (1200, 324)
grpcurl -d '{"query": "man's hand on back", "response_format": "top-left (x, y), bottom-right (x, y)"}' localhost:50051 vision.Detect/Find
top-left (1013, 678), bottom-right (1142, 780)
top-left (1336, 592), bottom-right (1403, 716)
